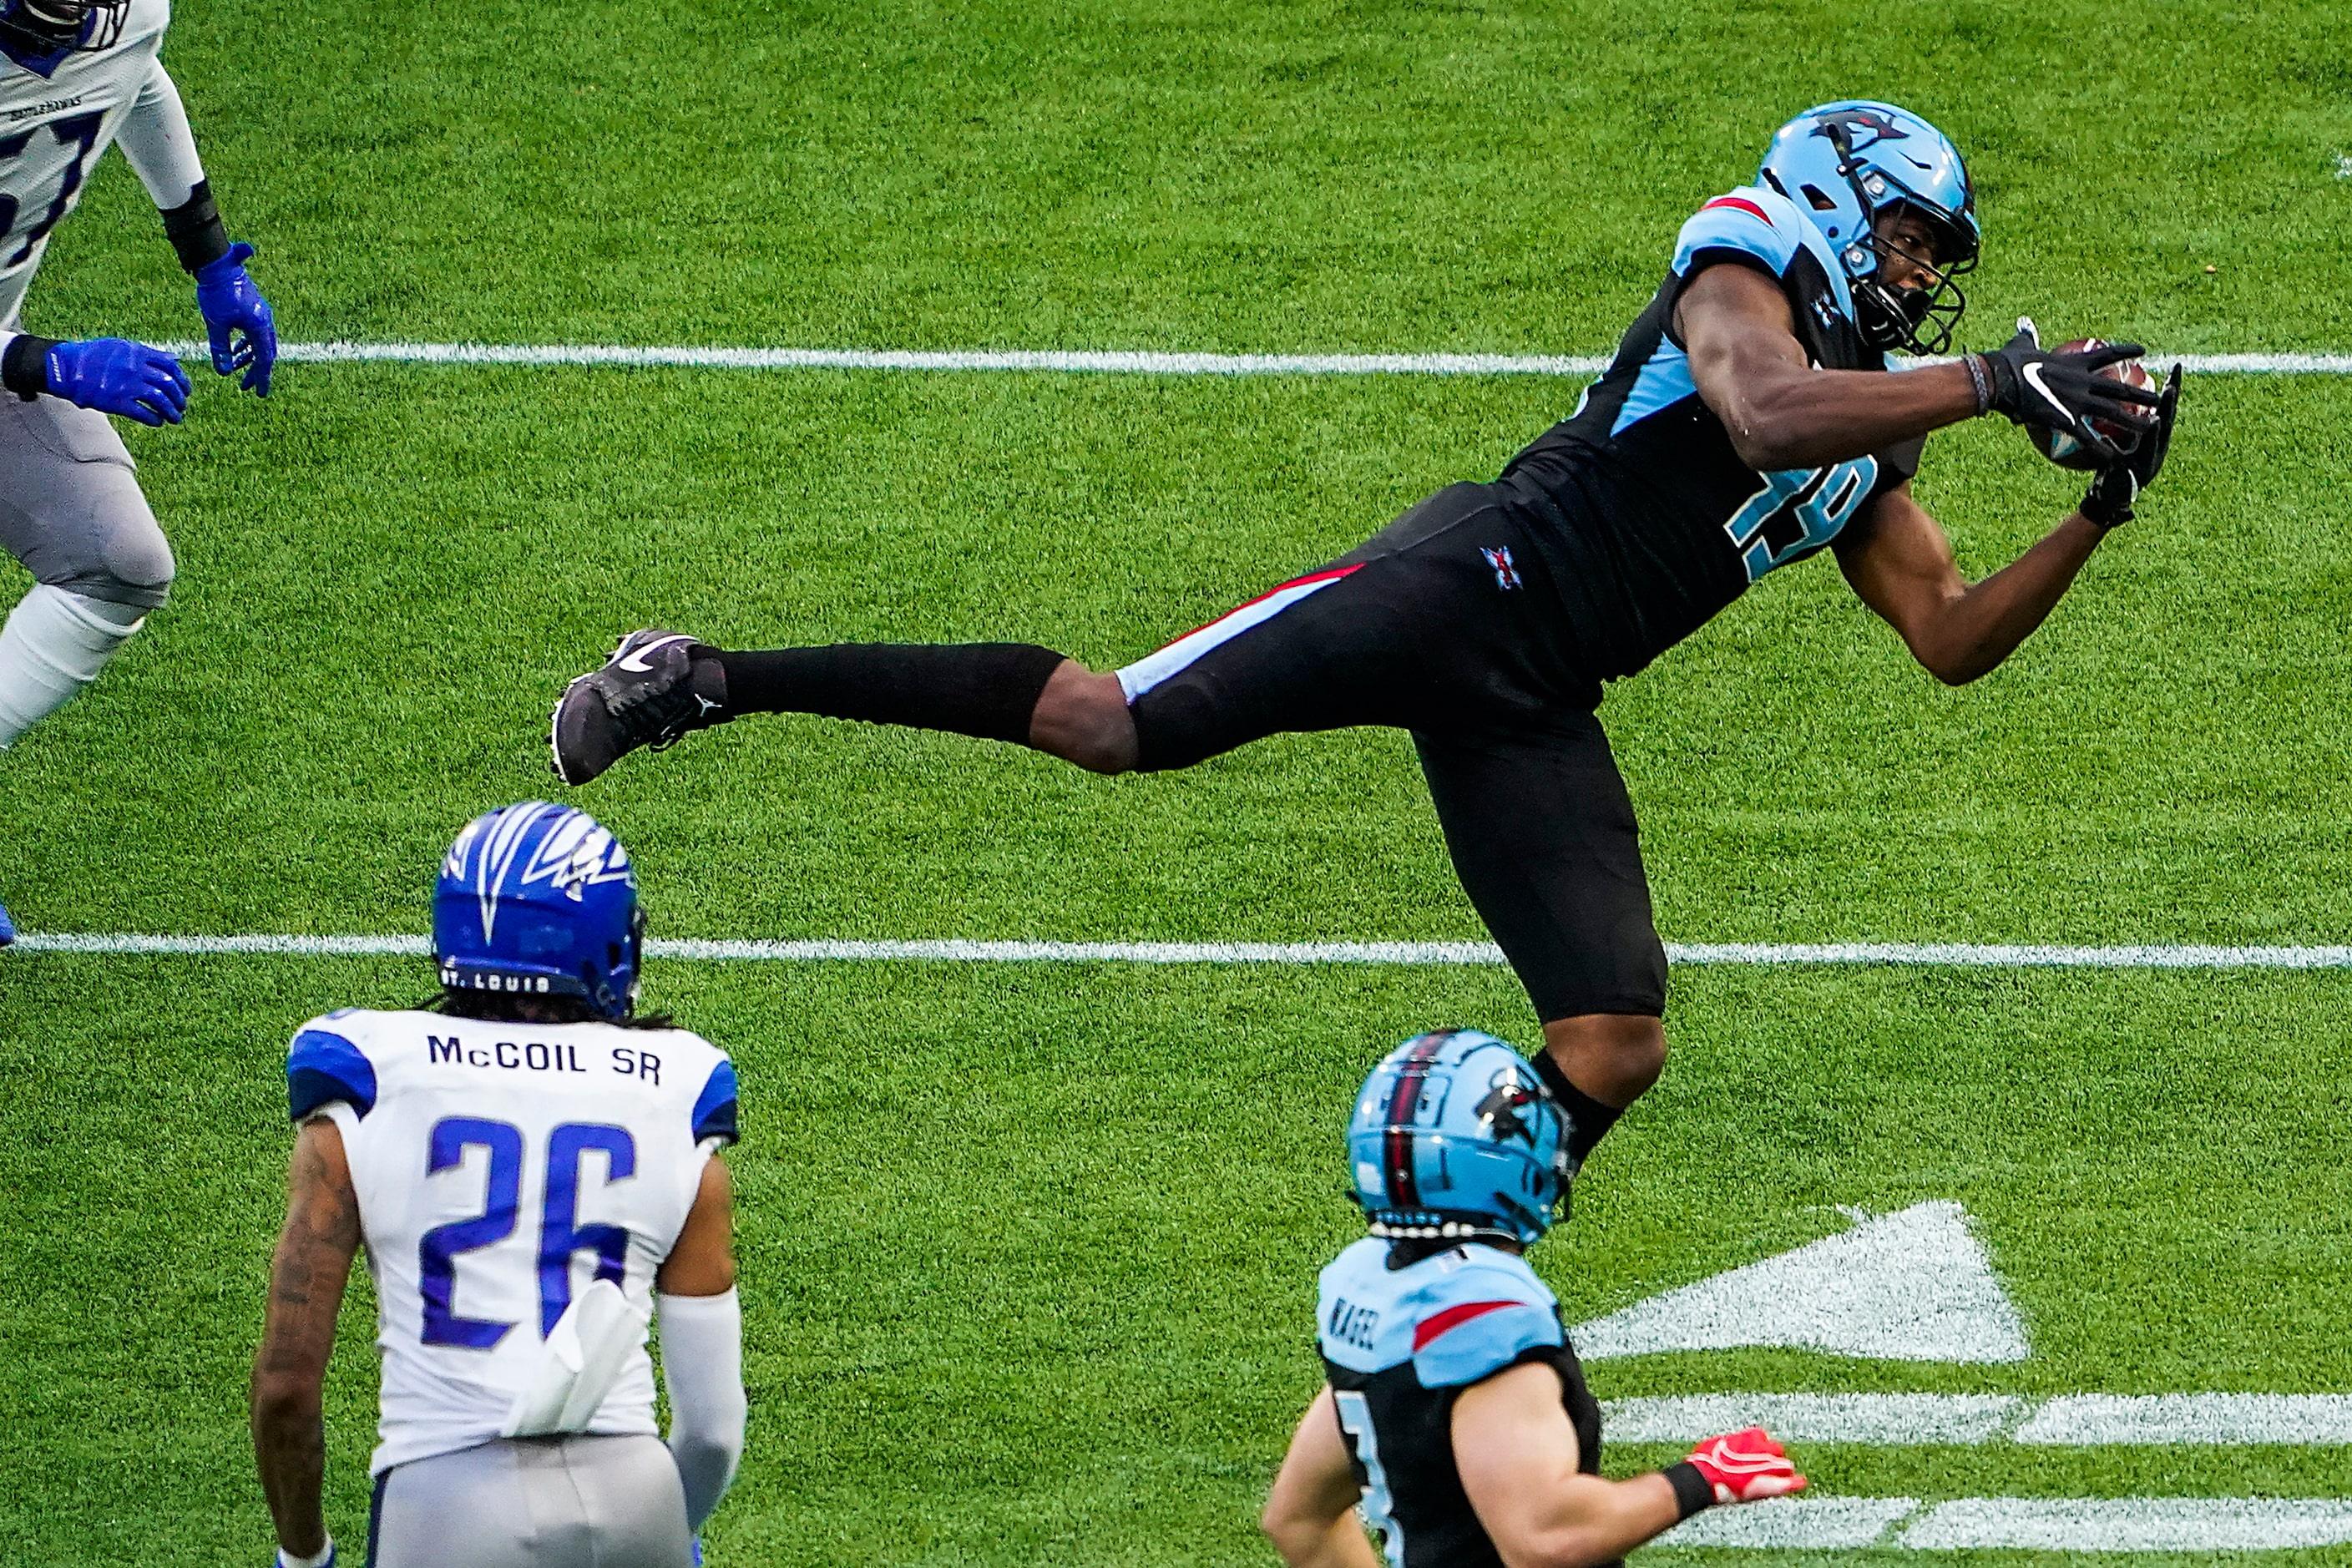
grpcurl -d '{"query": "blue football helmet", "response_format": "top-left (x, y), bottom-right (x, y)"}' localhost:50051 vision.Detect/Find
top-left (1757, 100), bottom-right (1979, 356)
top-left (1347, 1029), bottom-right (1571, 1246)
top-left (433, 802), bottom-right (643, 1020)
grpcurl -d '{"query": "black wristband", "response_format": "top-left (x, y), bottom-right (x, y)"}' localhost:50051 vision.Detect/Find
top-left (1663, 1461), bottom-right (1717, 1520)
top-left (1965, 352), bottom-right (1991, 416)
top-left (1, 333), bottom-right (56, 400)
top-left (1980, 352), bottom-right (2024, 423)
top-left (160, 179), bottom-right (231, 273)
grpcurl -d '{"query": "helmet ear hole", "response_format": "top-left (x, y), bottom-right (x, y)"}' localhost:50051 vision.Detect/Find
top-left (1800, 184), bottom-right (1840, 213)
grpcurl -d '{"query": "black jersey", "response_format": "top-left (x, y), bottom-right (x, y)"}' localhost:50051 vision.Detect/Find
top-left (1498, 184), bottom-right (1925, 681)
top-left (1317, 1237), bottom-right (1606, 1568)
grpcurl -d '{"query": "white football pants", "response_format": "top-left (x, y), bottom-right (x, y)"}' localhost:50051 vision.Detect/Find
top-left (367, 1434), bottom-right (695, 1568)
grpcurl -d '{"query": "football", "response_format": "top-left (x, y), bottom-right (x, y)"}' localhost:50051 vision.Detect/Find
top-left (2029, 338), bottom-right (2161, 470)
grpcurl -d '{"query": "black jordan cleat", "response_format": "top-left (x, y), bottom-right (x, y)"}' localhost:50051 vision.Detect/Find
top-left (550, 630), bottom-right (729, 785)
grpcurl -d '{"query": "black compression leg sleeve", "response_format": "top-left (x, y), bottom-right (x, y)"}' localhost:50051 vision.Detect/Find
top-left (706, 643), bottom-right (1070, 745)
top-left (1533, 1048), bottom-right (1627, 1171)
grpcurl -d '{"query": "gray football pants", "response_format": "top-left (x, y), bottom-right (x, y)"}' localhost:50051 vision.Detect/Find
top-left (0, 392), bottom-right (175, 609)
top-left (368, 1434), bottom-right (695, 1568)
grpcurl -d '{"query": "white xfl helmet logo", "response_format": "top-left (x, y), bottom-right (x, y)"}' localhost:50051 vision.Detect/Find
top-left (452, 803), bottom-right (635, 943)
top-left (520, 811), bottom-right (633, 903)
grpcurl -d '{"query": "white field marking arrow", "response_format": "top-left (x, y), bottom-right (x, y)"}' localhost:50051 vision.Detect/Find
top-left (1573, 1201), bottom-right (2031, 1363)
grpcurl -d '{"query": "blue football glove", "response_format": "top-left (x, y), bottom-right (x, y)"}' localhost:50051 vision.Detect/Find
top-left (43, 338), bottom-right (190, 426)
top-left (195, 240), bottom-right (276, 395)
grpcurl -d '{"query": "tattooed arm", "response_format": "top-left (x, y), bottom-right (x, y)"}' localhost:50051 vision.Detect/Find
top-left (251, 1117), bottom-right (362, 1560)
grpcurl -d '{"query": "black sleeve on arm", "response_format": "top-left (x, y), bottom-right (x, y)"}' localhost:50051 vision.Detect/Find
top-left (1874, 435), bottom-right (1927, 489)
top-left (1, 333), bottom-right (56, 400)
top-left (160, 179), bottom-right (231, 273)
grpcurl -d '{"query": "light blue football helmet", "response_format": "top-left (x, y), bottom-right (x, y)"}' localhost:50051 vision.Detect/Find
top-left (1757, 100), bottom-right (1980, 355)
top-left (1347, 1029), bottom-right (1571, 1246)
top-left (433, 802), bottom-right (643, 1019)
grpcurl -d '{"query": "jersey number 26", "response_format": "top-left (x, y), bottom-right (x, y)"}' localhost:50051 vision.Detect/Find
top-left (418, 1116), bottom-right (637, 1349)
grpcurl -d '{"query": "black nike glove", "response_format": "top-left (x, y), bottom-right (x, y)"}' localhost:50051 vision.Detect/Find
top-left (1975, 319), bottom-right (2161, 464)
top-left (2080, 364), bottom-right (2183, 528)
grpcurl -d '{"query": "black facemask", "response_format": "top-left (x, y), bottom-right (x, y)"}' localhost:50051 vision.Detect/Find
top-left (1818, 122), bottom-right (1978, 357)
top-left (0, 0), bottom-right (129, 55)
top-left (1852, 250), bottom-right (1970, 358)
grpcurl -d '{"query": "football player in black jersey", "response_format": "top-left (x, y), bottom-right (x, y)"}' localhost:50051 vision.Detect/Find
top-left (1262, 1029), bottom-right (1803, 1568)
top-left (549, 100), bottom-right (2179, 1182)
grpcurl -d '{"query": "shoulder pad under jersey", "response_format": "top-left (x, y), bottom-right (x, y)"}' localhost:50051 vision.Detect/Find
top-left (1318, 1238), bottom-right (1565, 1385)
top-left (1672, 185), bottom-right (1808, 281)
top-left (129, 0), bottom-right (171, 44)
top-left (286, 1012), bottom-right (381, 1121)
top-left (1404, 1246), bottom-right (1564, 1389)
top-left (1318, 1236), bottom-right (1416, 1371)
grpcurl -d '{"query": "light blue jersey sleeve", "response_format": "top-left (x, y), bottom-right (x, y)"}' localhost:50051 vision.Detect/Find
top-left (286, 1011), bottom-right (379, 1121)
top-left (1407, 1252), bottom-right (1565, 1389)
top-left (1671, 185), bottom-right (1806, 281)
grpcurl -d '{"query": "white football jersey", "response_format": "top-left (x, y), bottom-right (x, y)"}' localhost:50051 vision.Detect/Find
top-left (287, 1007), bottom-right (740, 1475)
top-left (0, 0), bottom-right (170, 329)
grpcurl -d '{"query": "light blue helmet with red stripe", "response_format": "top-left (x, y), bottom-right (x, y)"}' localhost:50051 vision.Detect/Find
top-left (433, 802), bottom-right (644, 1020)
top-left (1757, 100), bottom-right (1979, 355)
top-left (1347, 1029), bottom-right (1571, 1246)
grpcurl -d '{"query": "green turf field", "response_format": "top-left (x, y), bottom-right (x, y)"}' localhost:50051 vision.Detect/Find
top-left (6, 0), bottom-right (2352, 1562)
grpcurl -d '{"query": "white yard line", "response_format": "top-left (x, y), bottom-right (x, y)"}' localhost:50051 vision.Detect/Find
top-left (1657, 1495), bottom-right (2352, 1550)
top-left (2016, 1394), bottom-right (2352, 1446)
top-left (1662, 1496), bottom-right (1923, 1549)
top-left (1899, 1498), bottom-right (2352, 1550)
top-left (17, 933), bottom-right (2352, 967)
top-left (14, 933), bottom-right (437, 956)
top-left (159, 341), bottom-right (1610, 376)
top-left (1604, 1393), bottom-right (2352, 1446)
top-left (157, 341), bottom-right (2352, 377)
top-left (1606, 1394), bottom-right (2027, 1445)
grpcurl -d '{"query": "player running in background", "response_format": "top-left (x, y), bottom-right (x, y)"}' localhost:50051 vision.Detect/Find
top-left (250, 803), bottom-right (746, 1568)
top-left (1262, 1029), bottom-right (1803, 1568)
top-left (549, 101), bottom-right (2180, 1191)
top-left (0, 0), bottom-right (277, 943)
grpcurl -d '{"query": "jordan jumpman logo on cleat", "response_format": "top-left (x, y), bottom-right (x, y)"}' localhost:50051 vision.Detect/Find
top-left (550, 629), bottom-right (731, 786)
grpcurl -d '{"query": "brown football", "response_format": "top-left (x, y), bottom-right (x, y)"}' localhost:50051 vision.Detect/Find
top-left (2028, 338), bottom-right (2160, 471)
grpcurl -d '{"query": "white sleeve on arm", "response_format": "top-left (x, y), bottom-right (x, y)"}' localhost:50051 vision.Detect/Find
top-left (657, 1288), bottom-right (746, 1530)
top-left (114, 59), bottom-right (207, 209)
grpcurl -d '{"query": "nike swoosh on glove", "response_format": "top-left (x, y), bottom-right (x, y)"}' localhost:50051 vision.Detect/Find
top-left (43, 337), bottom-right (190, 426)
top-left (1976, 319), bottom-right (2159, 464)
top-left (195, 240), bottom-right (277, 396)
top-left (1685, 1427), bottom-right (1807, 1505)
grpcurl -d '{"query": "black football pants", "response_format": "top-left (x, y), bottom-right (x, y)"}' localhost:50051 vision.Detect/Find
top-left (1119, 482), bottom-right (1669, 1020)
